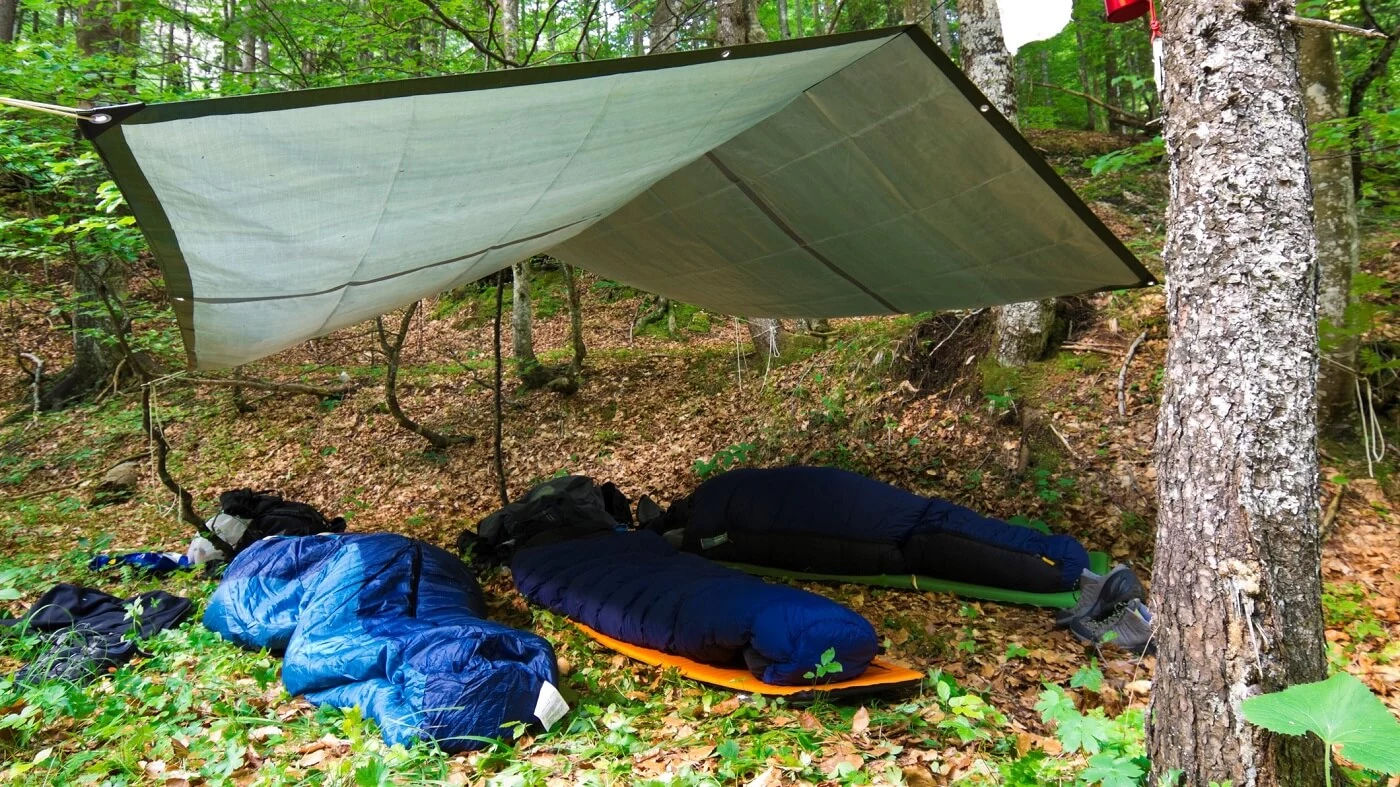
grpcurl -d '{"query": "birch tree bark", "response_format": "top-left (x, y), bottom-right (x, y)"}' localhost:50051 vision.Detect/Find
top-left (1300, 28), bottom-right (1359, 431)
top-left (958, 0), bottom-right (1053, 367)
top-left (647, 0), bottom-right (681, 53)
top-left (501, 0), bottom-right (536, 366)
top-left (1150, 1), bottom-right (1328, 783)
top-left (935, 1), bottom-right (952, 52)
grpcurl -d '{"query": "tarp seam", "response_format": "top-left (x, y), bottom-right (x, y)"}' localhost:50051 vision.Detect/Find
top-left (704, 151), bottom-right (898, 314)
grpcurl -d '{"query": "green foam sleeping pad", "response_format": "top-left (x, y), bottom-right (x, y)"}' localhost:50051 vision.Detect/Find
top-left (721, 551), bottom-right (1112, 609)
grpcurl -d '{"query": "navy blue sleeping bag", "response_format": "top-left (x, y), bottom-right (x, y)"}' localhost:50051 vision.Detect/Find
top-left (680, 467), bottom-right (1089, 592)
top-left (512, 530), bottom-right (878, 685)
top-left (205, 534), bottom-right (566, 751)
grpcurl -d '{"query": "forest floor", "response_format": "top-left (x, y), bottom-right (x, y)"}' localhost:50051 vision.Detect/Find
top-left (1, 136), bottom-right (1398, 786)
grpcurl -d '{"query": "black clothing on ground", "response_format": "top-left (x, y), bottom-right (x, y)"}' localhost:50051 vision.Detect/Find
top-left (2, 584), bottom-right (193, 684)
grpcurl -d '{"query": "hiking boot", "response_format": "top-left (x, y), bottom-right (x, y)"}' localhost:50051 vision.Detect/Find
top-left (1055, 565), bottom-right (1147, 627)
top-left (1066, 599), bottom-right (1156, 655)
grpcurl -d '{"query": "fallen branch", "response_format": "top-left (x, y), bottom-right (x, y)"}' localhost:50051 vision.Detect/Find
top-left (1321, 484), bottom-right (1347, 542)
top-left (1061, 342), bottom-right (1124, 355)
top-left (0, 452), bottom-right (147, 503)
top-left (19, 352), bottom-right (42, 422)
top-left (1048, 420), bottom-right (1080, 460)
top-left (1030, 82), bottom-right (1152, 130)
top-left (1286, 14), bottom-right (1390, 39)
top-left (1118, 331), bottom-right (1149, 417)
top-left (183, 376), bottom-right (355, 398)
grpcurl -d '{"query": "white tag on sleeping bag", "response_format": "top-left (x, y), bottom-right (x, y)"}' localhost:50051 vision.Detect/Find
top-left (533, 682), bottom-right (569, 731)
top-left (699, 533), bottom-right (729, 549)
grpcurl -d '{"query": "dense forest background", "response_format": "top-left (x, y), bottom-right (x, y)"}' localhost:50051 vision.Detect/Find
top-left (2, 0), bottom-right (1400, 785)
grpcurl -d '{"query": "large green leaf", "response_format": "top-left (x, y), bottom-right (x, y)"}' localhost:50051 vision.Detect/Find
top-left (1241, 672), bottom-right (1400, 774)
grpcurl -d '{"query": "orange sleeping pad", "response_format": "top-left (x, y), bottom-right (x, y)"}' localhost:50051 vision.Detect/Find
top-left (574, 623), bottom-right (924, 699)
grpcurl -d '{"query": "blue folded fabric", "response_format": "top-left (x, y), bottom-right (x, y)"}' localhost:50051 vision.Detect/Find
top-left (89, 552), bottom-right (193, 576)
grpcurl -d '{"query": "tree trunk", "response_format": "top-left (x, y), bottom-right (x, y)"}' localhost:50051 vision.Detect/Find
top-left (501, 0), bottom-right (518, 61)
top-left (959, 0), bottom-right (1053, 367)
top-left (777, 0), bottom-right (790, 39)
top-left (1, 0), bottom-right (18, 43)
top-left (1103, 27), bottom-right (1120, 133)
top-left (510, 261), bottom-right (536, 364)
top-left (747, 318), bottom-right (788, 358)
top-left (648, 0), bottom-right (681, 53)
top-left (562, 263), bottom-right (586, 374)
top-left (44, 4), bottom-right (133, 409)
top-left (716, 0), bottom-right (747, 46)
top-left (1150, 2), bottom-right (1328, 785)
top-left (1345, 20), bottom-right (1399, 199)
top-left (934, 0), bottom-right (951, 52)
top-left (40, 260), bottom-right (124, 410)
top-left (1300, 28), bottom-right (1359, 432)
top-left (902, 0), bottom-right (930, 37)
top-left (1071, 5), bottom-right (1097, 131)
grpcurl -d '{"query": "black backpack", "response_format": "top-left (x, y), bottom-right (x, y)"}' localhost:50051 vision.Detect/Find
top-left (457, 476), bottom-right (629, 562)
top-left (218, 489), bottom-right (347, 554)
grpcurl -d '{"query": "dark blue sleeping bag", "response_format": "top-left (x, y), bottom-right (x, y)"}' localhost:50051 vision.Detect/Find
top-left (512, 531), bottom-right (878, 685)
top-left (205, 534), bottom-right (566, 751)
top-left (684, 467), bottom-right (1089, 591)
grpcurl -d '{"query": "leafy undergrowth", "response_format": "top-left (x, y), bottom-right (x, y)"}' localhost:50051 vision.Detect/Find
top-left (1, 148), bottom-right (1397, 785)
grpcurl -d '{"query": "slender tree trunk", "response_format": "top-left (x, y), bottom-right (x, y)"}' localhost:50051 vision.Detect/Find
top-left (935, 0), bottom-right (951, 52)
top-left (777, 0), bottom-right (790, 39)
top-left (492, 273), bottom-right (509, 507)
top-left (562, 263), bottom-right (586, 374)
top-left (716, 0), bottom-right (747, 46)
top-left (43, 4), bottom-right (134, 409)
top-left (1071, 5), bottom-right (1098, 131)
top-left (959, 0), bottom-right (1053, 367)
top-left (500, 0), bottom-right (536, 367)
top-left (1149, 2), bottom-right (1328, 784)
top-left (1301, 28), bottom-right (1360, 431)
top-left (648, 0), bottom-right (681, 53)
top-left (376, 303), bottom-right (474, 450)
top-left (40, 260), bottom-right (124, 410)
top-left (1345, 21), bottom-right (1398, 199)
top-left (510, 260), bottom-right (536, 364)
top-left (1103, 28), bottom-right (1121, 133)
top-left (242, 19), bottom-right (257, 89)
top-left (902, 0), bottom-right (930, 37)
top-left (0, 0), bottom-right (18, 43)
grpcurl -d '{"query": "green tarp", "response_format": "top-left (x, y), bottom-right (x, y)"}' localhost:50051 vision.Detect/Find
top-left (82, 26), bottom-right (1152, 369)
